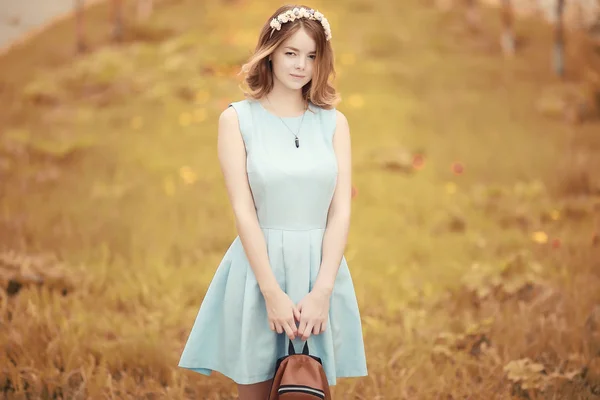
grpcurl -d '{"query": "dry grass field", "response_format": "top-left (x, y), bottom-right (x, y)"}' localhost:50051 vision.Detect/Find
top-left (1, 0), bottom-right (600, 398)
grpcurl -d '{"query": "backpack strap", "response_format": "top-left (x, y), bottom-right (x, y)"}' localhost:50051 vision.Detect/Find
top-left (302, 342), bottom-right (309, 355)
top-left (287, 339), bottom-right (310, 356)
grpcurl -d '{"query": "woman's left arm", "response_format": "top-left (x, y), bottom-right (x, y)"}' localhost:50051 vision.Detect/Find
top-left (296, 110), bottom-right (352, 340)
top-left (313, 110), bottom-right (352, 295)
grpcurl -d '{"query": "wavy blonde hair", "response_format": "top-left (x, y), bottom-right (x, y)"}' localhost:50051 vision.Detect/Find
top-left (238, 4), bottom-right (340, 110)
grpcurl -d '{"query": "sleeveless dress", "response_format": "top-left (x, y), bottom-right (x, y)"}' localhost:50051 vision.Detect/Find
top-left (177, 98), bottom-right (368, 386)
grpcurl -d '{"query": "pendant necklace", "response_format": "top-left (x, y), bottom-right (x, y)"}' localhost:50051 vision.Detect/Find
top-left (265, 96), bottom-right (307, 148)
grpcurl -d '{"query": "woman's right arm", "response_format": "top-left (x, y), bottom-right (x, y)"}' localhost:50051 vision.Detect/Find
top-left (217, 107), bottom-right (299, 340)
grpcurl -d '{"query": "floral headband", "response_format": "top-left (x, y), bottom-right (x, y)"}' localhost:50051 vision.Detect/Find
top-left (269, 7), bottom-right (332, 41)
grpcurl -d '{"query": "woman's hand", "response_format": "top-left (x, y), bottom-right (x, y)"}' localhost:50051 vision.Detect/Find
top-left (263, 287), bottom-right (300, 340)
top-left (297, 287), bottom-right (332, 341)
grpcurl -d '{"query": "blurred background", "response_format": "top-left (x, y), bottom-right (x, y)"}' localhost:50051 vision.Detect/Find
top-left (1, 0), bottom-right (600, 399)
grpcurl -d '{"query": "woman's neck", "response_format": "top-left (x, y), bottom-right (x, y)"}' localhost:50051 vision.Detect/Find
top-left (263, 84), bottom-right (307, 114)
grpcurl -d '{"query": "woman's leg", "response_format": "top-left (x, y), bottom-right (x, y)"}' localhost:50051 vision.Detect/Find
top-left (237, 379), bottom-right (274, 400)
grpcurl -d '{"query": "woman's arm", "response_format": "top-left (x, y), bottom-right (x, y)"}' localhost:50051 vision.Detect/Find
top-left (313, 110), bottom-right (353, 295)
top-left (217, 107), bottom-right (280, 295)
top-left (296, 110), bottom-right (352, 340)
top-left (218, 107), bottom-right (300, 340)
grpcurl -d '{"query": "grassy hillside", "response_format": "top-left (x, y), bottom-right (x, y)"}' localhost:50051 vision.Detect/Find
top-left (1, 0), bottom-right (599, 398)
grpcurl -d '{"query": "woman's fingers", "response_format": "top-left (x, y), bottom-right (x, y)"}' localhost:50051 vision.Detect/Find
top-left (288, 318), bottom-right (298, 337)
top-left (312, 323), bottom-right (320, 335)
top-left (288, 319), bottom-right (298, 338)
top-left (283, 322), bottom-right (296, 340)
top-left (301, 322), bottom-right (314, 341)
top-left (275, 320), bottom-right (328, 339)
top-left (293, 307), bottom-right (301, 322)
top-left (297, 318), bottom-right (307, 337)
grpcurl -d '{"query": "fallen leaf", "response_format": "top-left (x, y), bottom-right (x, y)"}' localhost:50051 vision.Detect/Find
top-left (179, 166), bottom-right (197, 184)
top-left (531, 231), bottom-right (548, 244)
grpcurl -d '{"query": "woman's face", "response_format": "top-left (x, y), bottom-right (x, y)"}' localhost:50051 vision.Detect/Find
top-left (270, 27), bottom-right (316, 91)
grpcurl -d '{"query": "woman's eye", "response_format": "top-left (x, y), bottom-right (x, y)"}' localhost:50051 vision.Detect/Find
top-left (285, 52), bottom-right (315, 59)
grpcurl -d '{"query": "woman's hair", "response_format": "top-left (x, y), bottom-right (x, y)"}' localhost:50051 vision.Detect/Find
top-left (239, 4), bottom-right (340, 109)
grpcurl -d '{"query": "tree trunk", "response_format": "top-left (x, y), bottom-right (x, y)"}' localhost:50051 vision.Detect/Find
top-left (465, 0), bottom-right (480, 32)
top-left (111, 0), bottom-right (124, 41)
top-left (500, 0), bottom-right (515, 55)
top-left (137, 0), bottom-right (154, 20)
top-left (75, 0), bottom-right (86, 53)
top-left (553, 0), bottom-right (566, 77)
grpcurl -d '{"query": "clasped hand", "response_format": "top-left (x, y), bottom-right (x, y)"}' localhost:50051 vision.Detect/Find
top-left (264, 287), bottom-right (331, 341)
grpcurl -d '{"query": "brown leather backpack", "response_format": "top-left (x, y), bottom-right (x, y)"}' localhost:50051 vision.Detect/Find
top-left (267, 340), bottom-right (332, 399)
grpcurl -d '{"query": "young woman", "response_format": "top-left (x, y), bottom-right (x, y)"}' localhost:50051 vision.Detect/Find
top-left (178, 5), bottom-right (368, 399)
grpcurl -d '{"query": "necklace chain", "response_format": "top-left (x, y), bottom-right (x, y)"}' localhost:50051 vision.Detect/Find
top-left (265, 96), bottom-right (307, 149)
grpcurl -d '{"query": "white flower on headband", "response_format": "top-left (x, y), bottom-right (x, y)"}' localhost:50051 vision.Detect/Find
top-left (269, 7), bottom-right (332, 41)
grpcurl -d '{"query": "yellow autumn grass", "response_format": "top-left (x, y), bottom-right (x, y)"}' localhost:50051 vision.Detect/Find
top-left (0, 0), bottom-right (599, 399)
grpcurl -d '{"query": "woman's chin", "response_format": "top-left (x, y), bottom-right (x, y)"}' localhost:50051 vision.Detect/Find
top-left (274, 75), bottom-right (311, 91)
top-left (285, 79), bottom-right (310, 90)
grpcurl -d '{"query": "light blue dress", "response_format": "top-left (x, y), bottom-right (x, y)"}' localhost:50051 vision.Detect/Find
top-left (178, 98), bottom-right (368, 386)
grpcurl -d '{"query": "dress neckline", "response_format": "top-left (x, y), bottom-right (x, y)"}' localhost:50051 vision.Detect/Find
top-left (255, 100), bottom-right (312, 120)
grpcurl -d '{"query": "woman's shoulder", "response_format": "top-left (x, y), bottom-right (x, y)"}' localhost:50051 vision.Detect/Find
top-left (309, 102), bottom-right (335, 115)
top-left (311, 102), bottom-right (344, 123)
top-left (228, 98), bottom-right (253, 109)
top-left (223, 98), bottom-right (254, 119)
